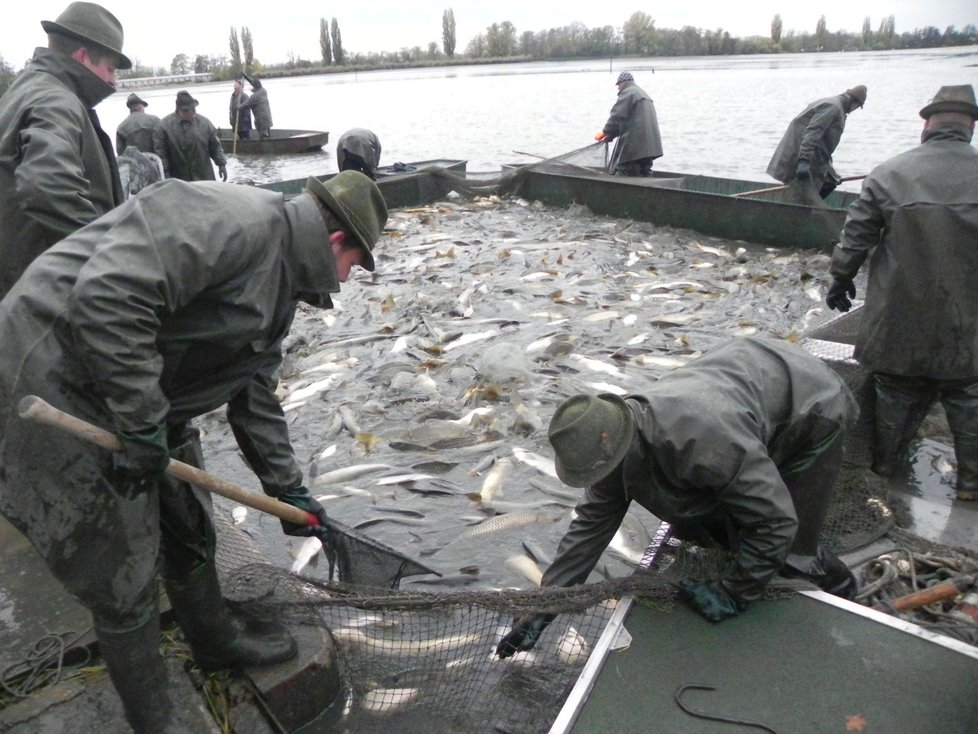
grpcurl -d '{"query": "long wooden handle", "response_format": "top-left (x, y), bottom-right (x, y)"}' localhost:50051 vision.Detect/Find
top-left (17, 395), bottom-right (313, 527)
top-left (732, 175), bottom-right (867, 199)
top-left (872, 581), bottom-right (962, 613)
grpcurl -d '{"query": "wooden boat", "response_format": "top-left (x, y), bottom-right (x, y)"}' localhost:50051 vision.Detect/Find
top-left (219, 129), bottom-right (329, 155)
top-left (258, 159), bottom-right (467, 209)
top-left (509, 164), bottom-right (858, 251)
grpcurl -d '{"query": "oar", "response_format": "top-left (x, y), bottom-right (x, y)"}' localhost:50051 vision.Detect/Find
top-left (232, 82), bottom-right (241, 155)
top-left (732, 175), bottom-right (866, 198)
top-left (17, 395), bottom-right (440, 587)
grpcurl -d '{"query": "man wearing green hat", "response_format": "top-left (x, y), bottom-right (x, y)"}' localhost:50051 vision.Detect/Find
top-left (116, 92), bottom-right (160, 155)
top-left (0, 171), bottom-right (387, 731)
top-left (154, 89), bottom-right (229, 181)
top-left (0, 2), bottom-right (132, 299)
top-left (826, 84), bottom-right (978, 502)
top-left (498, 336), bottom-right (857, 656)
top-left (767, 84), bottom-right (867, 199)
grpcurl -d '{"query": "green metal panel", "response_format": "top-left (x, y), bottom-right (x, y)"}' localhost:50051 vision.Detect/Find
top-left (569, 594), bottom-right (978, 733)
top-left (515, 169), bottom-right (856, 250)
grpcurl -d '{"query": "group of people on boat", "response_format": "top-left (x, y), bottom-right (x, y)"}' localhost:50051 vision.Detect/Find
top-left (0, 2), bottom-right (976, 730)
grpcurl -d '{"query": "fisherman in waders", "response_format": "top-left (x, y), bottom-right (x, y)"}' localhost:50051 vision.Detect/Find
top-left (0, 172), bottom-right (387, 731)
top-left (498, 336), bottom-right (858, 657)
top-left (594, 71), bottom-right (663, 177)
top-left (825, 84), bottom-right (978, 502)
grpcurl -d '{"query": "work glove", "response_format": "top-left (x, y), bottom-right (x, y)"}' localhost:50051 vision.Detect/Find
top-left (678, 579), bottom-right (747, 623)
top-left (594, 131), bottom-right (607, 142)
top-left (112, 425), bottom-right (170, 496)
top-left (274, 484), bottom-right (330, 542)
top-left (825, 277), bottom-right (856, 312)
top-left (795, 159), bottom-right (812, 182)
top-left (218, 165), bottom-right (228, 182)
top-left (496, 613), bottom-right (556, 658)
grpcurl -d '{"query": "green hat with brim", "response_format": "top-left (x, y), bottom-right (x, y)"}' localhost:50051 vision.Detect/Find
top-left (548, 393), bottom-right (635, 487)
top-left (305, 171), bottom-right (388, 273)
top-left (42, 2), bottom-right (132, 70)
top-left (174, 90), bottom-right (198, 109)
top-left (919, 84), bottom-right (978, 120)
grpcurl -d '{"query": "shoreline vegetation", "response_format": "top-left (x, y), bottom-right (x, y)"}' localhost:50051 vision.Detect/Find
top-left (2, 12), bottom-right (977, 95)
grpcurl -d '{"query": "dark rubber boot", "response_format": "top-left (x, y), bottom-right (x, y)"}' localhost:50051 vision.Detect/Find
top-left (871, 375), bottom-right (930, 479)
top-left (97, 616), bottom-right (190, 733)
top-left (164, 562), bottom-right (297, 672)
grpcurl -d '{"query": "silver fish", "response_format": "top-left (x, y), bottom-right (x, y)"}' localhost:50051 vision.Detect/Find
top-left (458, 511), bottom-right (561, 540)
top-left (312, 463), bottom-right (392, 487)
top-left (360, 687), bottom-right (419, 716)
top-left (290, 535), bottom-right (322, 574)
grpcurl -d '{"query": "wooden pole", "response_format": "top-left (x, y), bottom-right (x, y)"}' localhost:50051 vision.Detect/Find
top-left (17, 395), bottom-right (312, 526)
top-left (732, 175), bottom-right (866, 199)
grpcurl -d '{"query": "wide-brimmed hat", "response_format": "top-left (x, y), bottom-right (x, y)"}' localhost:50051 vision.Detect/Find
top-left (174, 90), bottom-right (198, 109)
top-left (844, 84), bottom-right (867, 108)
top-left (919, 84), bottom-right (978, 120)
top-left (126, 92), bottom-right (147, 109)
top-left (41, 2), bottom-right (131, 69)
top-left (548, 393), bottom-right (635, 487)
top-left (304, 171), bottom-right (388, 272)
top-left (616, 71), bottom-right (634, 85)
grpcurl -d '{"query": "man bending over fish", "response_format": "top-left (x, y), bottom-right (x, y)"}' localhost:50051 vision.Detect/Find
top-left (498, 336), bottom-right (857, 657)
top-left (0, 171), bottom-right (387, 731)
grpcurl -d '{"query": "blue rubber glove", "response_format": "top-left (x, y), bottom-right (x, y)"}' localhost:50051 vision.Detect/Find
top-left (795, 159), bottom-right (812, 182)
top-left (274, 484), bottom-right (330, 541)
top-left (678, 580), bottom-right (746, 623)
top-left (496, 613), bottom-right (556, 658)
top-left (112, 425), bottom-right (169, 496)
top-left (826, 277), bottom-right (856, 312)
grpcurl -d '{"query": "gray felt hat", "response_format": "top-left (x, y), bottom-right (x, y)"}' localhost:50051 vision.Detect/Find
top-left (919, 84), bottom-right (978, 120)
top-left (548, 393), bottom-right (635, 487)
top-left (42, 2), bottom-right (131, 69)
top-left (304, 171), bottom-right (389, 272)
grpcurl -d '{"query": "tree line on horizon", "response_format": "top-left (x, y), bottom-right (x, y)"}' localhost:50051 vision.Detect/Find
top-left (1, 9), bottom-right (976, 92)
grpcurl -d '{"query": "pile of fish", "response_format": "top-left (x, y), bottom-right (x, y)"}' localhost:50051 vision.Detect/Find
top-left (197, 193), bottom-right (841, 591)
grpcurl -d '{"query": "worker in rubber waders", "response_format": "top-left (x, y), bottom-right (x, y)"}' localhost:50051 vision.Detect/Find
top-left (498, 337), bottom-right (858, 657)
top-left (0, 171), bottom-right (387, 731)
top-left (594, 71), bottom-right (663, 177)
top-left (766, 84), bottom-right (867, 199)
top-left (826, 84), bottom-right (978, 502)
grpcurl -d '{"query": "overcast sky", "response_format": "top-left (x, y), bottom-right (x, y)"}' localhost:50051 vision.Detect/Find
top-left (2, 1), bottom-right (976, 71)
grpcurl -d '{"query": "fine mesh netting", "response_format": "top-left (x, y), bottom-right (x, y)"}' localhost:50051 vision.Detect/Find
top-left (216, 523), bottom-right (816, 733)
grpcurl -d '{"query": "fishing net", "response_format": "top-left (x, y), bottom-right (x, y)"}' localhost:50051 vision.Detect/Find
top-left (217, 523), bottom-right (816, 733)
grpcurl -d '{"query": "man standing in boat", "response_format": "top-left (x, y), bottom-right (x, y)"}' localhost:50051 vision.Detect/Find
top-left (229, 78), bottom-right (253, 140)
top-left (240, 73), bottom-right (273, 139)
top-left (337, 128), bottom-right (382, 180)
top-left (0, 1), bottom-right (130, 300)
top-left (154, 89), bottom-right (228, 182)
top-left (595, 71), bottom-right (663, 177)
top-left (767, 84), bottom-right (867, 199)
top-left (498, 336), bottom-right (858, 656)
top-left (825, 84), bottom-right (978, 502)
top-left (0, 171), bottom-right (388, 731)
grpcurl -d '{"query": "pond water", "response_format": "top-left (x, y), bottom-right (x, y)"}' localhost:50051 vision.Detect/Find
top-left (102, 47), bottom-right (978, 187)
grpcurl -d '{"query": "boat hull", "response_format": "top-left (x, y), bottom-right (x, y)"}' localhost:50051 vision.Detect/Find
top-left (220, 129), bottom-right (329, 155)
top-left (513, 166), bottom-right (858, 250)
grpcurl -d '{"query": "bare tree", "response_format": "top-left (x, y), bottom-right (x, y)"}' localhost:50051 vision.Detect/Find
top-left (320, 17), bottom-right (332, 65)
top-left (815, 15), bottom-right (827, 50)
top-left (242, 26), bottom-right (254, 71)
top-left (442, 8), bottom-right (456, 58)
top-left (331, 18), bottom-right (345, 65)
top-left (229, 27), bottom-right (242, 75)
top-left (771, 14), bottom-right (782, 44)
